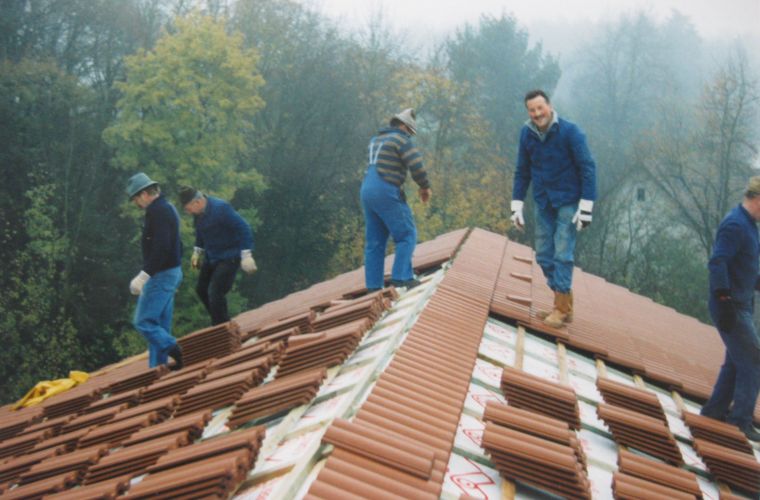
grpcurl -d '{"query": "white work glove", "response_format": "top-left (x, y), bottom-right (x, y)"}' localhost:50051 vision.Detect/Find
top-left (510, 200), bottom-right (525, 230)
top-left (130, 271), bottom-right (150, 295)
top-left (191, 247), bottom-right (203, 270)
top-left (240, 250), bottom-right (257, 274)
top-left (572, 199), bottom-right (594, 231)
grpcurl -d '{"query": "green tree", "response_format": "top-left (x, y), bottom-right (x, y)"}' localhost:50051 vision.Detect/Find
top-left (103, 12), bottom-right (266, 197)
top-left (0, 59), bottom-right (107, 401)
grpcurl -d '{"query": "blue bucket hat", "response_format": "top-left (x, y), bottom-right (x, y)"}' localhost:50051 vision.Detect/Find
top-left (126, 172), bottom-right (159, 199)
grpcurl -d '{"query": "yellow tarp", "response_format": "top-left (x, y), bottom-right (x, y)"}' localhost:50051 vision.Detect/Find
top-left (12, 370), bottom-right (89, 410)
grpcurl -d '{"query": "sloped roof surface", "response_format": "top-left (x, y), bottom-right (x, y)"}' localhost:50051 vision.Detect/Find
top-left (0, 227), bottom-right (757, 499)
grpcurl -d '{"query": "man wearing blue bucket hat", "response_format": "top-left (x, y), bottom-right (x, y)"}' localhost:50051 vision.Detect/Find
top-left (126, 172), bottom-right (184, 370)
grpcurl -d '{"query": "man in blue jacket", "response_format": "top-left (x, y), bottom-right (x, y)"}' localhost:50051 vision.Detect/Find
top-left (360, 108), bottom-right (432, 291)
top-left (126, 172), bottom-right (184, 370)
top-left (700, 176), bottom-right (760, 441)
top-left (179, 187), bottom-right (256, 326)
top-left (510, 90), bottom-right (597, 328)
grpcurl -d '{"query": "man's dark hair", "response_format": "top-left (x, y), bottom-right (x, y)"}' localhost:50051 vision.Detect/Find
top-left (524, 89), bottom-right (550, 105)
top-left (179, 186), bottom-right (199, 206)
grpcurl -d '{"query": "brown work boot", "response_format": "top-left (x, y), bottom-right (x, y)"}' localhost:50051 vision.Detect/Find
top-left (544, 292), bottom-right (571, 328)
top-left (536, 291), bottom-right (557, 320)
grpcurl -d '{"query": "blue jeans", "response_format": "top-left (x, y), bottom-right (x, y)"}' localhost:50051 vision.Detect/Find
top-left (535, 203), bottom-right (577, 293)
top-left (360, 166), bottom-right (416, 289)
top-left (134, 266), bottom-right (183, 368)
top-left (701, 301), bottom-right (760, 428)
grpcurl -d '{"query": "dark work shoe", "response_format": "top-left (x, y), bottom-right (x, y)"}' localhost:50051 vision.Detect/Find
top-left (741, 425), bottom-right (760, 442)
top-left (167, 344), bottom-right (184, 371)
top-left (390, 278), bottom-right (422, 289)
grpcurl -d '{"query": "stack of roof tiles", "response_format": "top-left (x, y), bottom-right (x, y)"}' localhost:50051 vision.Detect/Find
top-left (38, 385), bottom-right (101, 420)
top-left (0, 446), bottom-right (67, 486)
top-left (29, 428), bottom-right (87, 455)
top-left (174, 371), bottom-right (258, 417)
top-left (177, 321), bottom-right (241, 366)
top-left (275, 319), bottom-right (371, 378)
top-left (78, 411), bottom-right (165, 449)
top-left (611, 472), bottom-right (697, 500)
top-left (482, 421), bottom-right (591, 499)
top-left (683, 412), bottom-right (754, 455)
top-left (614, 448), bottom-right (701, 498)
top-left (483, 401), bottom-right (587, 469)
top-left (500, 366), bottom-right (581, 429)
top-left (16, 444), bottom-right (107, 487)
top-left (253, 310), bottom-right (315, 340)
top-left (58, 404), bottom-right (126, 433)
top-left (140, 368), bottom-right (206, 403)
top-left (90, 363), bottom-right (167, 396)
top-left (597, 403), bottom-right (683, 465)
top-left (228, 368), bottom-right (327, 428)
top-left (310, 418), bottom-right (439, 499)
top-left (683, 412), bottom-right (759, 495)
top-left (691, 438), bottom-right (760, 495)
top-left (0, 428), bottom-right (54, 460)
top-left (311, 290), bottom-right (392, 331)
top-left (81, 388), bottom-right (143, 414)
top-left (0, 406), bottom-right (43, 442)
top-left (20, 415), bottom-right (73, 437)
top-left (83, 432), bottom-right (191, 485)
top-left (2, 471), bottom-right (80, 499)
top-left (208, 341), bottom-right (283, 371)
top-left (45, 476), bottom-right (132, 499)
top-left (107, 395), bottom-right (178, 425)
top-left (122, 426), bottom-right (265, 499)
top-left (120, 410), bottom-right (210, 447)
top-left (306, 229), bottom-right (503, 497)
top-left (596, 377), bottom-right (669, 424)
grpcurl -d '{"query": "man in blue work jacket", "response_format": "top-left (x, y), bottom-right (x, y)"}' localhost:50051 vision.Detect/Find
top-left (126, 172), bottom-right (184, 370)
top-left (179, 187), bottom-right (256, 326)
top-left (700, 176), bottom-right (760, 442)
top-left (510, 90), bottom-right (597, 329)
top-left (360, 108), bottom-right (432, 291)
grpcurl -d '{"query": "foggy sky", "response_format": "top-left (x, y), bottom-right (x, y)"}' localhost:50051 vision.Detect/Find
top-left (307, 0), bottom-right (759, 46)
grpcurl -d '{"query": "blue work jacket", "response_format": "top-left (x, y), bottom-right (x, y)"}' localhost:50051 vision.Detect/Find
top-left (193, 197), bottom-right (254, 265)
top-left (709, 203), bottom-right (760, 307)
top-left (512, 116), bottom-right (597, 209)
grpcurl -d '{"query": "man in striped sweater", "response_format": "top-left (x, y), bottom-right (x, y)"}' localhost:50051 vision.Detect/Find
top-left (360, 108), bottom-right (432, 291)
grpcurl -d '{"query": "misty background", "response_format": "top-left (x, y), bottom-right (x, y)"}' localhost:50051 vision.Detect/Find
top-left (1, 0), bottom-right (758, 403)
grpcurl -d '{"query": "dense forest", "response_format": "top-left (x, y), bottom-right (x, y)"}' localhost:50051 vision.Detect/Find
top-left (1, 0), bottom-right (758, 403)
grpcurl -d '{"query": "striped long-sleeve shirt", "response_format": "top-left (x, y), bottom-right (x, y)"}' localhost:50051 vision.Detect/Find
top-left (368, 126), bottom-right (430, 189)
